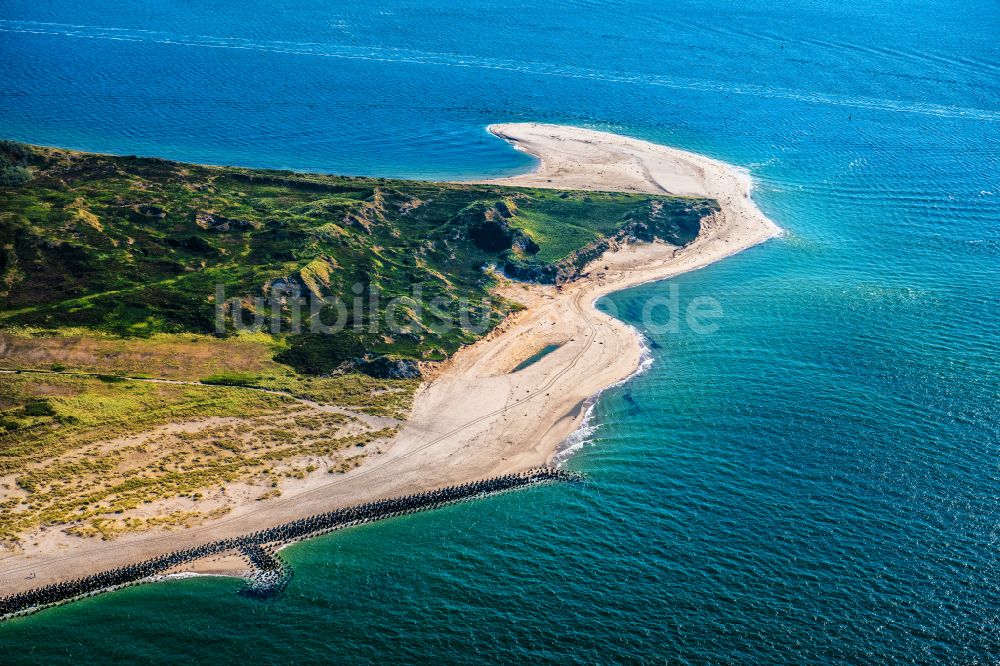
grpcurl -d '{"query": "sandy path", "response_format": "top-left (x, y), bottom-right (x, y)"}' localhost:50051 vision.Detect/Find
top-left (0, 123), bottom-right (779, 596)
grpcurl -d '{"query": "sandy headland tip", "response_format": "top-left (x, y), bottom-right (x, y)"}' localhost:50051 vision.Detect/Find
top-left (0, 123), bottom-right (780, 596)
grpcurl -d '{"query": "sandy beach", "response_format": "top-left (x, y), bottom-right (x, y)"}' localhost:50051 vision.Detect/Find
top-left (0, 123), bottom-right (779, 598)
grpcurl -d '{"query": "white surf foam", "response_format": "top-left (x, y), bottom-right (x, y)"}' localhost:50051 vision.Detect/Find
top-left (552, 323), bottom-right (654, 467)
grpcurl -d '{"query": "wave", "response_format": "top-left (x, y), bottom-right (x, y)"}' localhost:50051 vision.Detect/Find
top-left (151, 571), bottom-right (234, 582)
top-left (3, 19), bottom-right (999, 123)
top-left (552, 401), bottom-right (599, 467)
top-left (553, 323), bottom-right (654, 466)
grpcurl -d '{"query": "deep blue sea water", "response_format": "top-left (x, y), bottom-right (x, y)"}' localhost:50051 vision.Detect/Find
top-left (2, 0), bottom-right (999, 662)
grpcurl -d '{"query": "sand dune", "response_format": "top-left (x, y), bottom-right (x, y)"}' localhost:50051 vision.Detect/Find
top-left (0, 123), bottom-right (780, 596)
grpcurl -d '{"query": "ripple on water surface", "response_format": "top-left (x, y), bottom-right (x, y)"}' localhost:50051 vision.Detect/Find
top-left (1, 0), bottom-right (999, 661)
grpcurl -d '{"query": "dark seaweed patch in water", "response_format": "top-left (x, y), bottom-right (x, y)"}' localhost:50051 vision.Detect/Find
top-left (511, 344), bottom-right (562, 372)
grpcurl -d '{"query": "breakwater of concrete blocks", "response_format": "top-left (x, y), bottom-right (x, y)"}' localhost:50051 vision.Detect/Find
top-left (1, 467), bottom-right (581, 619)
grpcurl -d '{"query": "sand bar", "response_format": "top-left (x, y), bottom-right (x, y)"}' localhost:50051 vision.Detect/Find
top-left (0, 123), bottom-right (780, 596)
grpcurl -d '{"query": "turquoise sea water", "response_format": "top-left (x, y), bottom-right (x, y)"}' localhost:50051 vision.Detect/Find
top-left (2, 0), bottom-right (999, 662)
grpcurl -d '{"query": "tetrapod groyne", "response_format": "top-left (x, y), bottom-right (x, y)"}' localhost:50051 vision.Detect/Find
top-left (1, 466), bottom-right (581, 620)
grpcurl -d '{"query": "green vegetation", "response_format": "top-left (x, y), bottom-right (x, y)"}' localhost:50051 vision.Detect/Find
top-left (0, 141), bottom-right (32, 187)
top-left (0, 328), bottom-right (419, 418)
top-left (0, 372), bottom-right (399, 543)
top-left (0, 142), bottom-right (711, 366)
top-left (0, 141), bottom-right (716, 544)
top-left (0, 372), bottom-right (292, 474)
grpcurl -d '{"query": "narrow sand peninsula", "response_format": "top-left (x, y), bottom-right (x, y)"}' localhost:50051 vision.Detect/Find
top-left (0, 123), bottom-right (779, 597)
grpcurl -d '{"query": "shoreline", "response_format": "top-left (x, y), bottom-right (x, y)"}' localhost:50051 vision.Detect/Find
top-left (551, 322), bottom-right (654, 466)
top-left (0, 469), bottom-right (579, 619)
top-left (0, 123), bottom-right (780, 600)
top-left (455, 122), bottom-right (782, 464)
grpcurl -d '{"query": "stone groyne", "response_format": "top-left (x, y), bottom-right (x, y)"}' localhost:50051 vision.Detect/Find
top-left (0, 467), bottom-right (580, 620)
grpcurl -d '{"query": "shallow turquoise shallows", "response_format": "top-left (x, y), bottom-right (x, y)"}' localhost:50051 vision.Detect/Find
top-left (1, 0), bottom-right (999, 662)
